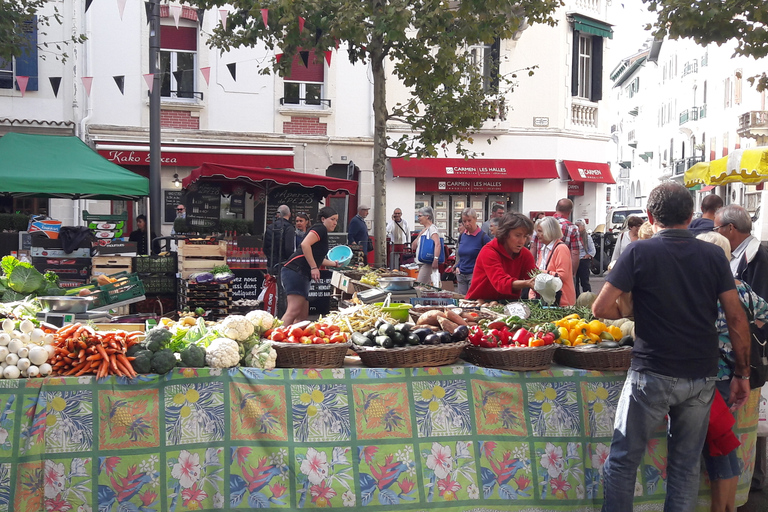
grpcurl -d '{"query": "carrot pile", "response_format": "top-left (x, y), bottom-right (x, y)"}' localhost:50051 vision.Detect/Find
top-left (51, 323), bottom-right (142, 378)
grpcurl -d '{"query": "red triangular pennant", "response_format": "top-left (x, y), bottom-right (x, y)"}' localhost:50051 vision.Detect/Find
top-left (275, 53), bottom-right (284, 64)
top-left (324, 50), bottom-right (332, 66)
top-left (219, 9), bottom-right (228, 30)
top-left (16, 76), bottom-right (29, 97)
top-left (116, 0), bottom-right (127, 20)
top-left (298, 16), bottom-right (305, 33)
top-left (82, 77), bottom-right (93, 97)
top-left (200, 67), bottom-right (211, 85)
top-left (261, 8), bottom-right (268, 26)
top-left (335, 38), bottom-right (340, 50)
top-left (143, 73), bottom-right (154, 93)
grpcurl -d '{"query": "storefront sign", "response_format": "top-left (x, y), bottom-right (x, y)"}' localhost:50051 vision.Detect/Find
top-left (266, 187), bottom-right (319, 224)
top-left (415, 178), bottom-right (523, 194)
top-left (392, 158), bottom-right (558, 179)
top-left (97, 147), bottom-right (294, 169)
top-left (568, 180), bottom-right (584, 196)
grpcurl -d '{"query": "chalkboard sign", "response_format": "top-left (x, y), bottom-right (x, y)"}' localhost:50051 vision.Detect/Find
top-left (266, 187), bottom-right (318, 225)
top-left (328, 232), bottom-right (347, 249)
top-left (231, 269), bottom-right (264, 302)
top-left (184, 183), bottom-right (221, 231)
top-left (309, 270), bottom-right (333, 315)
top-left (230, 192), bottom-right (245, 214)
top-left (164, 190), bottom-right (184, 224)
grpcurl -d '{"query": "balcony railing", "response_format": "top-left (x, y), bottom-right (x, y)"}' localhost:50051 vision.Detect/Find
top-left (699, 104), bottom-right (707, 119)
top-left (279, 97), bottom-right (332, 108)
top-left (571, 100), bottom-right (598, 128)
top-left (737, 110), bottom-right (768, 139)
top-left (573, 0), bottom-right (601, 13)
top-left (679, 110), bottom-right (689, 125)
top-left (682, 61), bottom-right (698, 77)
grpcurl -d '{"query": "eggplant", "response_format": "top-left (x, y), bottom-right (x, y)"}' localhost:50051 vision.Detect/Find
top-left (423, 333), bottom-right (440, 345)
top-left (351, 332), bottom-right (370, 346)
top-left (436, 331), bottom-right (452, 344)
top-left (364, 329), bottom-right (378, 341)
top-left (391, 332), bottom-right (406, 347)
top-left (189, 272), bottom-right (214, 283)
top-left (375, 335), bottom-right (394, 349)
top-left (597, 341), bottom-right (620, 349)
top-left (406, 333), bottom-right (420, 346)
top-left (451, 325), bottom-right (469, 342)
top-left (619, 335), bottom-right (634, 347)
top-left (378, 323), bottom-right (396, 338)
top-left (411, 328), bottom-right (433, 342)
top-left (213, 272), bottom-right (236, 283)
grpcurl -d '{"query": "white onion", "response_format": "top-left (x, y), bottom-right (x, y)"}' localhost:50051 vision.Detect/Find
top-left (28, 346), bottom-right (48, 366)
top-left (3, 366), bottom-right (20, 379)
top-left (19, 369), bottom-right (28, 378)
top-left (7, 340), bottom-right (22, 355)
top-left (30, 329), bottom-right (44, 344)
top-left (44, 345), bottom-right (56, 359)
top-left (1, 320), bottom-right (13, 333)
top-left (26, 365), bottom-right (39, 378)
top-left (16, 358), bottom-right (30, 372)
top-left (43, 334), bottom-right (54, 345)
top-left (0, 349), bottom-right (8, 362)
top-left (0, 333), bottom-right (9, 346)
top-left (38, 363), bottom-right (52, 376)
top-left (5, 354), bottom-right (18, 366)
top-left (19, 320), bottom-right (34, 334)
top-left (18, 333), bottom-right (30, 344)
top-left (17, 347), bottom-right (28, 359)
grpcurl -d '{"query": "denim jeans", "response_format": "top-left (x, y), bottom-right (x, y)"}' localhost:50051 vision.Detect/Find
top-left (602, 369), bottom-right (716, 512)
top-left (456, 272), bottom-right (473, 295)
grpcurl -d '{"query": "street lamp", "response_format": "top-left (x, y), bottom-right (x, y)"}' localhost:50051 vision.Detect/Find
top-left (173, 173), bottom-right (182, 188)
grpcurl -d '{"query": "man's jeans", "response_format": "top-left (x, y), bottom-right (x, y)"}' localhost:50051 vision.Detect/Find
top-left (602, 369), bottom-right (715, 512)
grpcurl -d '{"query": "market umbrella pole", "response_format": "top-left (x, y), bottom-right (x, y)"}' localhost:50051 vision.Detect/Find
top-left (148, 0), bottom-right (162, 241)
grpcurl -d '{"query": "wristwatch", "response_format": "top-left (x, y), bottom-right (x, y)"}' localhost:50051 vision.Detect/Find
top-left (735, 374), bottom-right (751, 380)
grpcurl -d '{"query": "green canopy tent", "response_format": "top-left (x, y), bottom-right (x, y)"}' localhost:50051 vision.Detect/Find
top-left (0, 133), bottom-right (148, 199)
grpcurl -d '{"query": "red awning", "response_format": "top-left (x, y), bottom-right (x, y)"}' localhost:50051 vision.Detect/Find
top-left (563, 160), bottom-right (615, 184)
top-left (182, 162), bottom-right (358, 195)
top-left (391, 158), bottom-right (558, 179)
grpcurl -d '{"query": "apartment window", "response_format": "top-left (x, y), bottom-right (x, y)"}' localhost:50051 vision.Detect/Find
top-left (0, 16), bottom-right (38, 91)
top-left (724, 77), bottom-right (732, 108)
top-left (468, 38), bottom-right (500, 93)
top-left (571, 32), bottom-right (604, 101)
top-left (735, 69), bottom-right (742, 105)
top-left (283, 50), bottom-right (324, 107)
top-left (160, 25), bottom-right (197, 99)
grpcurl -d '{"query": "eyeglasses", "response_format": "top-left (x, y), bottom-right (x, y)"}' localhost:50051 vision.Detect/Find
top-left (177, 208), bottom-right (185, 212)
top-left (712, 223), bottom-right (730, 232)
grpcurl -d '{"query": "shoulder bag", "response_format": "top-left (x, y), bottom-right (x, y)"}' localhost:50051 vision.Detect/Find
top-left (746, 293), bottom-right (768, 389)
top-left (417, 232), bottom-right (446, 264)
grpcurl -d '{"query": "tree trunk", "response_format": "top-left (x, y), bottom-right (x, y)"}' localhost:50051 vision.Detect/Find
top-left (369, 1), bottom-right (388, 268)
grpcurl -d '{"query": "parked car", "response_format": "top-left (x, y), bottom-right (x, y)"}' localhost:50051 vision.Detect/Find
top-left (606, 207), bottom-right (647, 232)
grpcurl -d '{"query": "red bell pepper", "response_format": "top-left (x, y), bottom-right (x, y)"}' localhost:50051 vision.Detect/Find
top-left (511, 328), bottom-right (532, 346)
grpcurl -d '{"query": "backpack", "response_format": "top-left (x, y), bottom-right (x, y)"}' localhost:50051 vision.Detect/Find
top-left (264, 220), bottom-right (290, 274)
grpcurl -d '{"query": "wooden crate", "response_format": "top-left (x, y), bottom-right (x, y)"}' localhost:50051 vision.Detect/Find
top-left (92, 256), bottom-right (133, 277)
top-left (177, 240), bottom-right (227, 258)
top-left (178, 240), bottom-right (227, 276)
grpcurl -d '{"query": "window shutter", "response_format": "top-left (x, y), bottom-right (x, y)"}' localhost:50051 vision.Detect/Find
top-left (160, 26), bottom-right (197, 51)
top-left (590, 36), bottom-right (603, 101)
top-left (286, 50), bottom-right (324, 83)
top-left (571, 30), bottom-right (579, 96)
top-left (15, 16), bottom-right (38, 91)
top-left (490, 38), bottom-right (500, 93)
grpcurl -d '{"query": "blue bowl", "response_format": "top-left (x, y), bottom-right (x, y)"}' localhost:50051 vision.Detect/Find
top-left (327, 245), bottom-right (353, 267)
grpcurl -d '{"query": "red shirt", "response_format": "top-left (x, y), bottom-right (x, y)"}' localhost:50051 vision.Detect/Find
top-left (466, 238), bottom-right (537, 300)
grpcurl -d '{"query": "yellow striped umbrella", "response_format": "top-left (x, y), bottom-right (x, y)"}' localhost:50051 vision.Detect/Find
top-left (684, 147), bottom-right (768, 188)
top-left (684, 161), bottom-right (712, 188)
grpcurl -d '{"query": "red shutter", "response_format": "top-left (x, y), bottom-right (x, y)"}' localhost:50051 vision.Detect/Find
top-left (286, 50), bottom-right (324, 82)
top-left (161, 26), bottom-right (197, 51)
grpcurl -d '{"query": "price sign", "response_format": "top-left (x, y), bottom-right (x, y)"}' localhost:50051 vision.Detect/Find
top-left (184, 183), bottom-right (221, 231)
top-left (308, 270), bottom-right (333, 315)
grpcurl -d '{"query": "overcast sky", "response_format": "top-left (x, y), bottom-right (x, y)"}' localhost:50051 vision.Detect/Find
top-left (608, 0), bottom-right (658, 60)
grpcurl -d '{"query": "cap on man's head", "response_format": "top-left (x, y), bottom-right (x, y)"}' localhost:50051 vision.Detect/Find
top-left (358, 204), bottom-right (370, 211)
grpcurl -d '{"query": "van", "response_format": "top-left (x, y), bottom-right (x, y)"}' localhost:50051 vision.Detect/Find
top-left (606, 207), bottom-right (647, 232)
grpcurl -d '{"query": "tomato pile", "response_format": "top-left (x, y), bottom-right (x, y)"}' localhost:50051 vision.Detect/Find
top-left (264, 321), bottom-right (349, 344)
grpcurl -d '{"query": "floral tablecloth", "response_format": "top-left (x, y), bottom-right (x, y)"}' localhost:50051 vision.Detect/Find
top-left (0, 364), bottom-right (759, 512)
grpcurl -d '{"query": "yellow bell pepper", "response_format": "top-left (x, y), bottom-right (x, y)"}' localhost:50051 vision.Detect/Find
top-left (558, 327), bottom-right (570, 342)
top-left (588, 333), bottom-right (600, 344)
top-left (572, 334), bottom-right (587, 346)
top-left (608, 325), bottom-right (623, 340)
top-left (588, 320), bottom-right (606, 336)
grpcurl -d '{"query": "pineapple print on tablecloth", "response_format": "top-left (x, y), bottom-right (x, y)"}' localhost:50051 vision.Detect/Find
top-left (99, 389), bottom-right (159, 449)
top-left (230, 383), bottom-right (288, 441)
top-left (472, 380), bottom-right (527, 437)
top-left (353, 383), bottom-right (412, 440)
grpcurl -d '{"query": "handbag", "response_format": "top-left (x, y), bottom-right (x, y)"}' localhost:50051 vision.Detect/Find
top-left (417, 233), bottom-right (446, 264)
top-left (746, 293), bottom-right (768, 390)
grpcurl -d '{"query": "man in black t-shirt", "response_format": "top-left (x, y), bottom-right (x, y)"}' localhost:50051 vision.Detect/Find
top-left (592, 182), bottom-right (751, 512)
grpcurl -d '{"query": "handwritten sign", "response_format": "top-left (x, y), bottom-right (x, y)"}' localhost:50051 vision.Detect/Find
top-left (184, 183), bottom-right (221, 231)
top-left (231, 269), bottom-right (264, 302)
top-left (266, 187), bottom-right (318, 224)
top-left (164, 190), bottom-right (184, 224)
top-left (308, 270), bottom-right (333, 315)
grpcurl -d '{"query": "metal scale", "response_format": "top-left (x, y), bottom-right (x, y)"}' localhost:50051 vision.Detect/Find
top-left (36, 296), bottom-right (147, 328)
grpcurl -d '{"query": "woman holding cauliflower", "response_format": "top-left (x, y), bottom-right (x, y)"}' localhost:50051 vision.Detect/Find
top-left (281, 207), bottom-right (343, 325)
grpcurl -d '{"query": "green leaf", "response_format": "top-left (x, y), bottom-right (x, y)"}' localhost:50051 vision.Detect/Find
top-left (2, 289), bottom-right (25, 303)
top-left (8, 265), bottom-right (45, 294)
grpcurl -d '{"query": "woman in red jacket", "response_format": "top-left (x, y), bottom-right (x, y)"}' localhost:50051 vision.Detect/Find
top-left (465, 213), bottom-right (537, 300)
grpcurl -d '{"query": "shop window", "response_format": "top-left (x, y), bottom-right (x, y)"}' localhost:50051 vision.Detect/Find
top-left (0, 16), bottom-right (38, 91)
top-left (12, 197), bottom-right (48, 216)
top-left (283, 51), bottom-right (324, 107)
top-left (160, 25), bottom-right (197, 99)
top-left (571, 32), bottom-right (603, 102)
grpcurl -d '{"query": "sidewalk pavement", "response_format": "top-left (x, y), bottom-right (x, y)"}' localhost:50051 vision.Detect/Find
top-left (585, 274), bottom-right (768, 511)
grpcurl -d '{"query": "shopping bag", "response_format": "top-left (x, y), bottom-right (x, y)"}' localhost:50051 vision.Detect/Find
top-left (430, 268), bottom-right (441, 288)
top-left (417, 235), bottom-right (446, 264)
top-left (759, 384), bottom-right (768, 438)
top-left (262, 274), bottom-right (279, 316)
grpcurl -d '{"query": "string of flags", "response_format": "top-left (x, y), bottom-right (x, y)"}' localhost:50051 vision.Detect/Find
top-left (12, 1), bottom-right (340, 98)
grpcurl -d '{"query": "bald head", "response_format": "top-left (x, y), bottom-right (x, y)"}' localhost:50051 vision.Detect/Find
top-left (556, 198), bottom-right (573, 214)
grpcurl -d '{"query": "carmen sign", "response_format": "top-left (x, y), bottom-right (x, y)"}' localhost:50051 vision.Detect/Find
top-left (415, 178), bottom-right (523, 193)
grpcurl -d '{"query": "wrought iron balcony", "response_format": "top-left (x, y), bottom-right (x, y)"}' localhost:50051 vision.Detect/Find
top-left (737, 110), bottom-right (768, 139)
top-left (679, 109), bottom-right (689, 125)
top-left (280, 97), bottom-right (332, 108)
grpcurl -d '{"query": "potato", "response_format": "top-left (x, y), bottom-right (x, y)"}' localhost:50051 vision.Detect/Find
top-left (416, 310), bottom-right (445, 327)
top-left (444, 309), bottom-right (467, 326)
top-left (437, 316), bottom-right (459, 333)
top-left (78, 289), bottom-right (92, 297)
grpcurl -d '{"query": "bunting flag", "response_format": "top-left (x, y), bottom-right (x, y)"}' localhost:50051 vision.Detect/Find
top-left (117, 0), bottom-right (127, 20)
top-left (143, 73), bottom-right (154, 93)
top-left (335, 38), bottom-right (340, 50)
top-left (324, 50), bottom-right (332, 66)
top-left (261, 8), bottom-right (268, 26)
top-left (16, 77), bottom-right (29, 97)
top-left (86, 0), bottom-right (94, 12)
top-left (200, 67), bottom-right (211, 85)
top-left (299, 51), bottom-right (309, 68)
top-left (144, 2), bottom-right (152, 24)
top-left (82, 77), bottom-right (93, 97)
top-left (196, 8), bottom-right (205, 28)
top-left (315, 28), bottom-right (322, 44)
top-left (275, 53), bottom-right (284, 64)
top-left (172, 70), bottom-right (183, 86)
top-left (226, 63), bottom-right (237, 81)
top-left (113, 75), bottom-right (125, 95)
top-left (49, 77), bottom-right (61, 98)
top-left (170, 5), bottom-right (182, 28)
top-left (298, 16), bottom-right (305, 33)
top-left (219, 9), bottom-right (228, 30)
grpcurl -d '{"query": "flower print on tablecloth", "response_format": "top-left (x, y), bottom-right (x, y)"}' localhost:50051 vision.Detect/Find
top-left (358, 444), bottom-right (417, 506)
top-left (580, 380), bottom-right (622, 437)
top-left (166, 447), bottom-right (223, 512)
top-left (229, 446), bottom-right (290, 508)
top-left (420, 441), bottom-right (477, 503)
top-left (354, 383), bottom-right (412, 440)
top-left (295, 446), bottom-right (353, 508)
top-left (165, 381), bottom-right (225, 445)
top-left (348, 368), bottom-right (404, 379)
top-left (0, 394), bottom-right (16, 457)
top-left (230, 383), bottom-right (288, 441)
top-left (292, 384), bottom-right (350, 443)
top-left (16, 458), bottom-right (91, 512)
top-left (737, 432), bottom-right (754, 487)
top-left (37, 390), bottom-right (94, 454)
top-left (643, 438), bottom-right (668, 496)
top-left (535, 441), bottom-right (585, 500)
top-left (97, 454), bottom-right (161, 512)
top-left (0, 464), bottom-right (10, 511)
top-left (472, 381), bottom-right (526, 436)
top-left (99, 389), bottom-right (159, 449)
top-left (585, 442), bottom-right (609, 499)
top-left (413, 380), bottom-right (470, 438)
top-left (527, 382), bottom-right (579, 437)
top-left (477, 441), bottom-right (533, 500)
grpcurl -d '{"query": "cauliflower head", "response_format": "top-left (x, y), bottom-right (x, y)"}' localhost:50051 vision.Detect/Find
top-left (245, 310), bottom-right (275, 335)
top-left (205, 338), bottom-right (241, 368)
top-left (245, 342), bottom-right (278, 370)
top-left (218, 315), bottom-right (254, 341)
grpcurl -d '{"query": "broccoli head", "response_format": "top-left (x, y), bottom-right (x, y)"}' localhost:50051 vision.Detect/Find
top-left (150, 349), bottom-right (177, 375)
top-left (130, 350), bottom-right (153, 374)
top-left (180, 344), bottom-right (206, 367)
top-left (145, 327), bottom-right (173, 352)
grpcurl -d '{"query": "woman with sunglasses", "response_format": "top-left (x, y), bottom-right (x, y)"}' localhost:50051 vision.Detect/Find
top-left (295, 212), bottom-right (311, 247)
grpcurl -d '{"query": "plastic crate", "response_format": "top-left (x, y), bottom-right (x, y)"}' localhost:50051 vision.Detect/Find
top-left (134, 254), bottom-right (177, 274)
top-left (409, 297), bottom-right (457, 307)
top-left (139, 274), bottom-right (177, 295)
top-left (91, 273), bottom-right (146, 307)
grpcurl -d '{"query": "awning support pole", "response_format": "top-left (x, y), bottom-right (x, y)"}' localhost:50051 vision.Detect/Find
top-left (148, 0), bottom-right (162, 243)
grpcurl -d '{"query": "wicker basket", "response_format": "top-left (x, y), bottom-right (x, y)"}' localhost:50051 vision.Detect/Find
top-left (463, 344), bottom-right (557, 371)
top-left (271, 342), bottom-right (351, 368)
top-left (352, 342), bottom-right (469, 368)
top-left (554, 345), bottom-right (632, 371)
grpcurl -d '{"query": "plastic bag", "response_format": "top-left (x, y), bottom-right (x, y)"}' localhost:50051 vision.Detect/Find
top-left (759, 384), bottom-right (768, 438)
top-left (430, 269), bottom-right (441, 288)
top-left (534, 273), bottom-right (562, 305)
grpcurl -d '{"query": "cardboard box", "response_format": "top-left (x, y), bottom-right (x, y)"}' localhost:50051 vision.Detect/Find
top-left (92, 241), bottom-right (137, 257)
top-left (32, 235), bottom-right (92, 250)
top-left (30, 247), bottom-right (91, 258)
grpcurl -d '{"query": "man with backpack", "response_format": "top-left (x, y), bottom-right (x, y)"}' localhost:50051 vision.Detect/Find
top-left (263, 205), bottom-right (296, 274)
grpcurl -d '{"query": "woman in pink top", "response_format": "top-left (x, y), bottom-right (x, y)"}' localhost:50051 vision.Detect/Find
top-left (533, 216), bottom-right (576, 306)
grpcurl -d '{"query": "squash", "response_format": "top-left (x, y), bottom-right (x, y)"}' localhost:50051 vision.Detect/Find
top-left (575, 292), bottom-right (597, 308)
top-left (612, 318), bottom-right (628, 328)
top-left (620, 320), bottom-right (635, 339)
